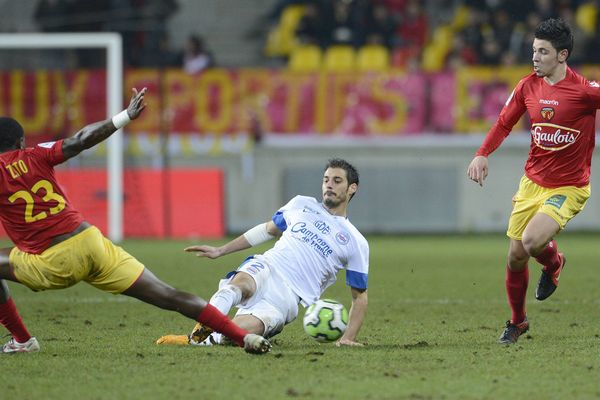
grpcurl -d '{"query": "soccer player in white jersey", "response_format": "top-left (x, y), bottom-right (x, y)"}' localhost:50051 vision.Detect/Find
top-left (157, 158), bottom-right (369, 347)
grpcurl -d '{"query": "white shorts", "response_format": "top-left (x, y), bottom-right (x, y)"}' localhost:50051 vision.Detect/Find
top-left (220, 255), bottom-right (300, 338)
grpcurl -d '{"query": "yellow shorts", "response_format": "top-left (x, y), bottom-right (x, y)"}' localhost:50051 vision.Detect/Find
top-left (10, 226), bottom-right (145, 294)
top-left (507, 176), bottom-right (591, 240)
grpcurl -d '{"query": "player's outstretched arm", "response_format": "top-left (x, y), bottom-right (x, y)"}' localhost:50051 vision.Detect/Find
top-left (185, 220), bottom-right (280, 259)
top-left (467, 155), bottom-right (489, 187)
top-left (336, 287), bottom-right (367, 347)
top-left (184, 235), bottom-right (251, 259)
top-left (62, 87), bottom-right (147, 160)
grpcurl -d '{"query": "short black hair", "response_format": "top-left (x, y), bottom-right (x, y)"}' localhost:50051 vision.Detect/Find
top-left (535, 18), bottom-right (573, 60)
top-left (0, 117), bottom-right (24, 151)
top-left (324, 158), bottom-right (359, 199)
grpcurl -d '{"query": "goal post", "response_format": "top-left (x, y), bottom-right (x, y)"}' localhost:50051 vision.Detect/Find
top-left (0, 33), bottom-right (124, 242)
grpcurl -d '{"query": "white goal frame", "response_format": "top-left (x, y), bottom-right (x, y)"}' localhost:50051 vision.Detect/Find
top-left (0, 33), bottom-right (124, 242)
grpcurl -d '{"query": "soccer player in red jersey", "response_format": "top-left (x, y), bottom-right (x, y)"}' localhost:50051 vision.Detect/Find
top-left (467, 18), bottom-right (599, 344)
top-left (0, 88), bottom-right (270, 354)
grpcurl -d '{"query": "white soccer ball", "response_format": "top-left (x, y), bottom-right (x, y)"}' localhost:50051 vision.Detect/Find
top-left (303, 299), bottom-right (349, 343)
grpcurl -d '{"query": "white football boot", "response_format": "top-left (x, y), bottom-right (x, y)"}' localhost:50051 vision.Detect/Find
top-left (1, 337), bottom-right (40, 353)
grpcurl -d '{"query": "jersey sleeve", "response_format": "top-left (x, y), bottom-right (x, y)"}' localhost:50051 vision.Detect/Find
top-left (582, 79), bottom-right (600, 108)
top-left (476, 79), bottom-right (527, 157)
top-left (345, 235), bottom-right (369, 290)
top-left (34, 140), bottom-right (66, 166)
top-left (271, 195), bottom-right (304, 232)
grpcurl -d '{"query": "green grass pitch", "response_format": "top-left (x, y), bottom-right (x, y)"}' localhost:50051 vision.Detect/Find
top-left (1, 233), bottom-right (600, 399)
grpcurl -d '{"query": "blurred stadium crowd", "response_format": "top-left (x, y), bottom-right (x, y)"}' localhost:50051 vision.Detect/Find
top-left (10, 0), bottom-right (600, 71)
top-left (267, 0), bottom-right (600, 72)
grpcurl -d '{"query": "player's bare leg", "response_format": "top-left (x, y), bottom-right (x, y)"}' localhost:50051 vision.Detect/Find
top-left (122, 269), bottom-right (209, 318)
top-left (521, 213), bottom-right (565, 300)
top-left (0, 249), bottom-right (39, 353)
top-left (521, 213), bottom-right (560, 257)
top-left (123, 269), bottom-right (270, 354)
top-left (231, 314), bottom-right (265, 335)
top-left (158, 271), bottom-right (258, 346)
top-left (507, 239), bottom-right (529, 272)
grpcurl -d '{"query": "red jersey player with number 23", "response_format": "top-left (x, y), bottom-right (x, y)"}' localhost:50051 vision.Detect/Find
top-left (467, 18), bottom-right (600, 344)
top-left (0, 88), bottom-right (271, 354)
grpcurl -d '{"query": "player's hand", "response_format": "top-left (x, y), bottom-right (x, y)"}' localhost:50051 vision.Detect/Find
top-left (467, 156), bottom-right (489, 187)
top-left (184, 245), bottom-right (223, 259)
top-left (335, 338), bottom-right (364, 347)
top-left (126, 87), bottom-right (147, 120)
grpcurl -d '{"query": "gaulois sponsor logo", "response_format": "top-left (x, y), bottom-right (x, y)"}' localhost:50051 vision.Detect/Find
top-left (531, 123), bottom-right (580, 151)
top-left (540, 107), bottom-right (554, 120)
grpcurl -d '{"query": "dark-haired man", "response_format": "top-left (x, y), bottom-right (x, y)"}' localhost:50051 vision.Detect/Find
top-left (467, 18), bottom-right (600, 344)
top-left (157, 159), bottom-right (370, 347)
top-left (0, 89), bottom-right (270, 354)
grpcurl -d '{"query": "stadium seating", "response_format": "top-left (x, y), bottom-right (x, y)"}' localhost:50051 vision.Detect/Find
top-left (288, 44), bottom-right (322, 72)
top-left (450, 4), bottom-right (470, 31)
top-left (322, 45), bottom-right (356, 72)
top-left (422, 24), bottom-right (454, 71)
top-left (391, 46), bottom-right (419, 68)
top-left (576, 2), bottom-right (597, 35)
top-left (265, 5), bottom-right (305, 57)
top-left (356, 45), bottom-right (390, 72)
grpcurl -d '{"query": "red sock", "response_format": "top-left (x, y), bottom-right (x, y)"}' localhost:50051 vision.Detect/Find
top-left (534, 240), bottom-right (561, 273)
top-left (505, 265), bottom-right (528, 324)
top-left (197, 304), bottom-right (248, 347)
top-left (0, 298), bottom-right (31, 343)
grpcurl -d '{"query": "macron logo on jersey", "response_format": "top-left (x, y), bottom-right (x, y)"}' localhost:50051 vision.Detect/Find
top-left (590, 81), bottom-right (600, 88)
top-left (302, 206), bottom-right (319, 214)
top-left (539, 99), bottom-right (559, 106)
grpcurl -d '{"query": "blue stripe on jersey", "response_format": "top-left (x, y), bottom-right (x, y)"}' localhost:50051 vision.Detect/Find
top-left (272, 211), bottom-right (287, 231)
top-left (346, 270), bottom-right (368, 290)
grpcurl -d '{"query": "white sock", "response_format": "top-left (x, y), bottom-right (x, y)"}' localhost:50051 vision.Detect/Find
top-left (209, 284), bottom-right (242, 315)
top-left (209, 333), bottom-right (223, 344)
top-left (191, 333), bottom-right (223, 346)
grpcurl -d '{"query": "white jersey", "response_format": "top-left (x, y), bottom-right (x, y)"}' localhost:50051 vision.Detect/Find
top-left (259, 195), bottom-right (369, 306)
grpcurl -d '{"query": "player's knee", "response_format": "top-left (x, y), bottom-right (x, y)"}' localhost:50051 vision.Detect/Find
top-left (507, 250), bottom-right (528, 270)
top-left (230, 274), bottom-right (256, 300)
top-left (521, 234), bottom-right (545, 256)
top-left (233, 314), bottom-right (266, 335)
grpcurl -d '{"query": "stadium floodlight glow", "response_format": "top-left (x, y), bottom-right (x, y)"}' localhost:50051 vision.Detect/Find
top-left (0, 33), bottom-right (124, 242)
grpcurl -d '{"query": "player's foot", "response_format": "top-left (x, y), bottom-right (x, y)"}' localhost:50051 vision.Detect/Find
top-left (535, 252), bottom-right (566, 301)
top-left (243, 334), bottom-right (272, 354)
top-left (189, 322), bottom-right (214, 345)
top-left (189, 333), bottom-right (233, 347)
top-left (155, 334), bottom-right (190, 345)
top-left (498, 317), bottom-right (529, 344)
top-left (156, 322), bottom-right (215, 346)
top-left (190, 333), bottom-right (217, 346)
top-left (1, 337), bottom-right (40, 353)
